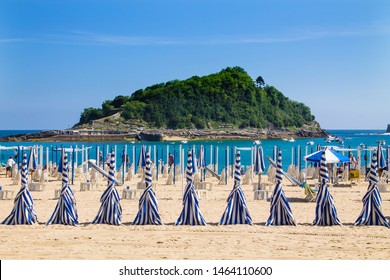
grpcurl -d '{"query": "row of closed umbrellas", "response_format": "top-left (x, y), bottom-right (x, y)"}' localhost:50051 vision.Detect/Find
top-left (1, 148), bottom-right (389, 228)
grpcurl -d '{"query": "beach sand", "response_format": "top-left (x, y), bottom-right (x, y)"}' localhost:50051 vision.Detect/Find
top-left (0, 169), bottom-right (389, 260)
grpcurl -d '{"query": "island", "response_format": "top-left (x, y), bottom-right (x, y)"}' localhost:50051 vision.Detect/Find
top-left (1, 67), bottom-right (327, 142)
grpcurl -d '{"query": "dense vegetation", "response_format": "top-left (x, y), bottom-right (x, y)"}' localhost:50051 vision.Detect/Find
top-left (78, 67), bottom-right (315, 129)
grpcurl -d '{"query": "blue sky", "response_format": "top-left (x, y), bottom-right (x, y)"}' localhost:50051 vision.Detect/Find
top-left (1, 0), bottom-right (389, 130)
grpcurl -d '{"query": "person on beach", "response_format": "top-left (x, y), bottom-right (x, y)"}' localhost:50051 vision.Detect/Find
top-left (6, 156), bottom-right (15, 177)
top-left (99, 151), bottom-right (103, 166)
top-left (349, 153), bottom-right (357, 170)
top-left (168, 153), bottom-right (174, 172)
top-left (126, 155), bottom-right (130, 169)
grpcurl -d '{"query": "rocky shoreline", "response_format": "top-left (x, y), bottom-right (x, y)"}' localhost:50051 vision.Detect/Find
top-left (0, 127), bottom-right (328, 142)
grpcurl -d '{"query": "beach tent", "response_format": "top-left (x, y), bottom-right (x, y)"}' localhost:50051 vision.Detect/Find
top-left (92, 151), bottom-right (122, 225)
top-left (266, 150), bottom-right (296, 226)
top-left (219, 151), bottom-right (253, 225)
top-left (133, 151), bottom-right (163, 225)
top-left (305, 148), bottom-right (350, 164)
top-left (254, 145), bottom-right (266, 189)
top-left (47, 149), bottom-right (78, 226)
top-left (355, 151), bottom-right (390, 227)
top-left (175, 150), bottom-right (207, 226)
top-left (2, 154), bottom-right (38, 225)
top-left (312, 151), bottom-right (342, 226)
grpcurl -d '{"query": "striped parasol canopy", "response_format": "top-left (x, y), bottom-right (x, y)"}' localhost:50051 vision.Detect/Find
top-left (92, 151), bottom-right (122, 225)
top-left (377, 142), bottom-right (386, 171)
top-left (355, 151), bottom-right (390, 227)
top-left (2, 153), bottom-right (38, 225)
top-left (312, 150), bottom-right (342, 226)
top-left (197, 145), bottom-right (206, 169)
top-left (133, 151), bottom-right (163, 225)
top-left (197, 145), bottom-right (206, 182)
top-left (254, 145), bottom-right (266, 189)
top-left (219, 151), bottom-right (253, 225)
top-left (254, 145), bottom-right (266, 174)
top-left (27, 146), bottom-right (38, 171)
top-left (266, 150), bottom-right (296, 226)
top-left (175, 150), bottom-right (207, 225)
top-left (138, 145), bottom-right (147, 170)
top-left (47, 148), bottom-right (78, 226)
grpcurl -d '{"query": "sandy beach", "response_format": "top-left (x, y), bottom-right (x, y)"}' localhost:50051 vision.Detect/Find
top-left (0, 168), bottom-right (389, 260)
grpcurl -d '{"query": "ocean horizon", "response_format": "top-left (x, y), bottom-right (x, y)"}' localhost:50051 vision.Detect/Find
top-left (1, 129), bottom-right (388, 174)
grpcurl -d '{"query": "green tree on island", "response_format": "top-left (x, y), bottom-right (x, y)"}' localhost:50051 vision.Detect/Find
top-left (77, 67), bottom-right (316, 130)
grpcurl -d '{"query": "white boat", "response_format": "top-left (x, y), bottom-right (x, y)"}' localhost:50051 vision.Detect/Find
top-left (181, 140), bottom-right (188, 144)
top-left (288, 138), bottom-right (295, 142)
top-left (307, 141), bottom-right (314, 145)
top-left (253, 140), bottom-right (261, 145)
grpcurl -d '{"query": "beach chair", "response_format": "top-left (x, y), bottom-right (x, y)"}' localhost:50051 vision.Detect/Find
top-left (11, 165), bottom-right (18, 179)
top-left (165, 167), bottom-right (173, 185)
top-left (267, 166), bottom-right (276, 183)
top-left (242, 169), bottom-right (252, 185)
top-left (125, 168), bottom-right (133, 181)
top-left (12, 171), bottom-right (21, 185)
top-left (303, 182), bottom-right (317, 202)
top-left (218, 168), bottom-right (226, 185)
top-left (39, 170), bottom-right (49, 183)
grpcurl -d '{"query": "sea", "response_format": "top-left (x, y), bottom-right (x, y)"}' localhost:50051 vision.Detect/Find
top-left (0, 129), bottom-right (389, 173)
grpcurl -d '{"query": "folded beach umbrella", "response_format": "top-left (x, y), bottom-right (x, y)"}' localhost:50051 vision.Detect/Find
top-left (219, 151), bottom-right (253, 225)
top-left (266, 150), bottom-right (296, 226)
top-left (92, 151), bottom-right (122, 225)
top-left (138, 145), bottom-right (147, 170)
top-left (47, 149), bottom-right (78, 226)
top-left (175, 150), bottom-right (207, 226)
top-left (313, 150), bottom-right (342, 226)
top-left (27, 146), bottom-right (38, 170)
top-left (133, 151), bottom-right (163, 225)
top-left (2, 153), bottom-right (38, 225)
top-left (254, 145), bottom-right (266, 189)
top-left (191, 147), bottom-right (198, 175)
top-left (197, 145), bottom-right (206, 182)
top-left (377, 142), bottom-right (386, 170)
top-left (355, 151), bottom-right (390, 227)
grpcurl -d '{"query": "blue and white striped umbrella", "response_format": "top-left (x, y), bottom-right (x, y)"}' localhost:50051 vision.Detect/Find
top-left (2, 153), bottom-right (38, 225)
top-left (191, 147), bottom-right (198, 175)
top-left (254, 145), bottom-right (266, 174)
top-left (314, 144), bottom-right (321, 168)
top-left (219, 151), bottom-right (253, 225)
top-left (47, 149), bottom-right (78, 226)
top-left (266, 150), bottom-right (296, 226)
top-left (313, 150), bottom-right (342, 226)
top-left (92, 151), bottom-right (122, 225)
top-left (254, 145), bottom-right (266, 189)
top-left (176, 150), bottom-right (207, 226)
top-left (355, 151), bottom-right (390, 227)
top-left (138, 145), bottom-right (147, 169)
top-left (377, 142), bottom-right (386, 170)
top-left (133, 151), bottom-right (163, 225)
top-left (197, 145), bottom-right (206, 169)
top-left (27, 146), bottom-right (38, 171)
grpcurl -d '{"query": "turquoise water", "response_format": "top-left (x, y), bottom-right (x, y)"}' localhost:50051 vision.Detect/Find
top-left (0, 129), bottom-right (389, 173)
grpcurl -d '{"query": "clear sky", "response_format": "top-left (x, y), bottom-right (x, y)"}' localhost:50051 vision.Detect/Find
top-left (1, 0), bottom-right (389, 130)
